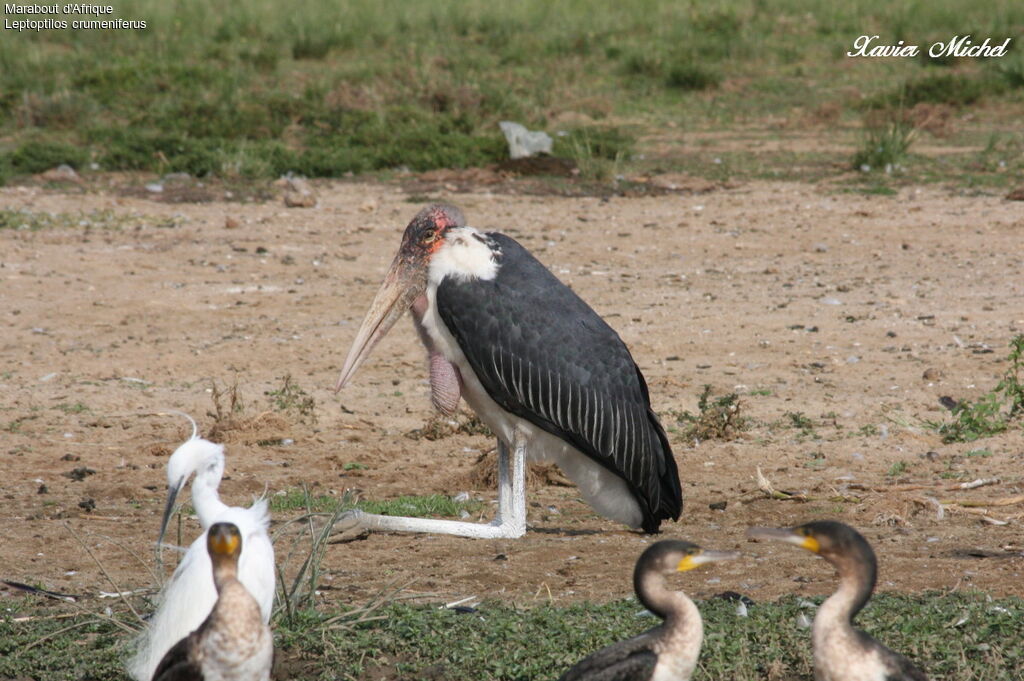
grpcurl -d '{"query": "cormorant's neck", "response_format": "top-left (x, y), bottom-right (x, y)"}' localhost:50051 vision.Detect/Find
top-left (635, 570), bottom-right (701, 628)
top-left (211, 557), bottom-right (240, 594)
top-left (816, 549), bottom-right (876, 630)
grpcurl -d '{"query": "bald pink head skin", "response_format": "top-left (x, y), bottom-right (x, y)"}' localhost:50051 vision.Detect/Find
top-left (335, 205), bottom-right (467, 392)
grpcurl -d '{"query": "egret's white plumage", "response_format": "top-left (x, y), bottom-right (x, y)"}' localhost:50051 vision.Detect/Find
top-left (127, 429), bottom-right (275, 681)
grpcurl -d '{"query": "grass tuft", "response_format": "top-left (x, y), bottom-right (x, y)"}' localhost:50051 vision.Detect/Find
top-left (852, 116), bottom-right (917, 172)
top-left (927, 335), bottom-right (1024, 443)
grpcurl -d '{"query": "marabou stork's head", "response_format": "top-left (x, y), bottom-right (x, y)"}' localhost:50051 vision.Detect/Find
top-left (335, 204), bottom-right (466, 391)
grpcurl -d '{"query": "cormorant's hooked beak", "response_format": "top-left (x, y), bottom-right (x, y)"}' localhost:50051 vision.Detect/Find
top-left (335, 247), bottom-right (428, 392)
top-left (677, 549), bottom-right (740, 572)
top-left (746, 526), bottom-right (820, 554)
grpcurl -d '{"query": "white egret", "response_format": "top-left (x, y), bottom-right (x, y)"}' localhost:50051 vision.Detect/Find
top-left (127, 420), bottom-right (275, 681)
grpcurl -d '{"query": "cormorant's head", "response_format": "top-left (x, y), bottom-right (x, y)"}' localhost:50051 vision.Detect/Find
top-left (747, 520), bottom-right (877, 578)
top-left (335, 204), bottom-right (466, 392)
top-left (208, 522), bottom-right (243, 564)
top-left (638, 539), bottom-right (740, 577)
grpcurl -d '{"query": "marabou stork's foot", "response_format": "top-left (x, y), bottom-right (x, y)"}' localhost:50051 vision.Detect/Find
top-left (335, 507), bottom-right (526, 539)
top-left (331, 432), bottom-right (528, 540)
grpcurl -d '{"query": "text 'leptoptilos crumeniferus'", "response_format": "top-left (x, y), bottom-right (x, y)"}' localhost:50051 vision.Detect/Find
top-left (335, 204), bottom-right (682, 538)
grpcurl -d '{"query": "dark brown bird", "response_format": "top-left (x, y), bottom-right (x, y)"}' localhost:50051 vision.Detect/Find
top-left (560, 540), bottom-right (738, 681)
top-left (747, 520), bottom-right (928, 681)
top-left (151, 522), bottom-right (273, 681)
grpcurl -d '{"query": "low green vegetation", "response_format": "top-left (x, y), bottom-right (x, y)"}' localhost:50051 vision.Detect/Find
top-left (0, 208), bottom-right (177, 231)
top-left (671, 385), bottom-right (746, 441)
top-left (269, 489), bottom-right (484, 519)
top-left (2, 0), bottom-right (1022, 186)
top-left (266, 374), bottom-right (317, 424)
top-left (928, 335), bottom-right (1024, 443)
top-left (2, 592), bottom-right (1021, 680)
top-left (852, 116), bottom-right (918, 172)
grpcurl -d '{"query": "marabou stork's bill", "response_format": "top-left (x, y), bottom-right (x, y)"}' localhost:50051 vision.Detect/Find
top-left (150, 522), bottom-right (274, 681)
top-left (747, 521), bottom-right (929, 681)
top-left (336, 204), bottom-right (682, 538)
top-left (560, 540), bottom-right (738, 681)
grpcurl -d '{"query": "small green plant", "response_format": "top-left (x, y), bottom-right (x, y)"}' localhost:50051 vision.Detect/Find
top-left (266, 374), bottom-right (317, 424)
top-left (965, 448), bottom-right (992, 458)
top-left (928, 335), bottom-right (1024, 443)
top-left (785, 411), bottom-right (817, 438)
top-left (887, 461), bottom-right (908, 477)
top-left (555, 127), bottom-right (634, 182)
top-left (853, 116), bottom-right (917, 172)
top-left (673, 385), bottom-right (745, 441)
top-left (54, 402), bottom-right (89, 414)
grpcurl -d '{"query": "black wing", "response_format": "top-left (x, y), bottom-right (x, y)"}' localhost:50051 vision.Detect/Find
top-left (151, 633), bottom-right (203, 681)
top-left (436, 232), bottom-right (682, 532)
top-left (884, 651), bottom-right (929, 681)
top-left (559, 631), bottom-right (659, 681)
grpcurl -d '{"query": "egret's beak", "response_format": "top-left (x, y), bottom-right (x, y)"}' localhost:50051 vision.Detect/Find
top-left (335, 248), bottom-right (428, 392)
top-left (677, 549), bottom-right (741, 572)
top-left (156, 476), bottom-right (185, 559)
top-left (746, 526), bottom-right (820, 553)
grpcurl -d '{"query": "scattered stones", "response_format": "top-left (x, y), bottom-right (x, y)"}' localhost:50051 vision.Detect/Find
top-left (224, 216), bottom-right (241, 229)
top-left (78, 498), bottom-right (96, 512)
top-left (922, 367), bottom-right (943, 382)
top-left (1005, 187), bottom-right (1024, 201)
top-left (40, 164), bottom-right (82, 184)
top-left (709, 500), bottom-right (728, 511)
top-left (283, 176), bottom-right (317, 208)
top-left (63, 467), bottom-right (96, 481)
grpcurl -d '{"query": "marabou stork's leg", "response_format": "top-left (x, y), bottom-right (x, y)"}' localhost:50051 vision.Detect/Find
top-left (334, 427), bottom-right (527, 539)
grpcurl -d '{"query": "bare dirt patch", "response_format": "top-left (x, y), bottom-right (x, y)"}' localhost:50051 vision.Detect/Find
top-left (1, 179), bottom-right (1022, 619)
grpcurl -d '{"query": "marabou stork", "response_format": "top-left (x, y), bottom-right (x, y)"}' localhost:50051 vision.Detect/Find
top-left (150, 522), bottom-right (274, 681)
top-left (747, 521), bottom-right (929, 681)
top-left (560, 540), bottom-right (738, 681)
top-left (335, 204), bottom-right (682, 538)
top-left (127, 424), bottom-right (275, 681)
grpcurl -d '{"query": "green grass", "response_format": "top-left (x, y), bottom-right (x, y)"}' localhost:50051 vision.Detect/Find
top-left (3, 592), bottom-right (1021, 680)
top-left (269, 489), bottom-right (484, 518)
top-left (927, 335), bottom-right (1024, 443)
top-left (0, 208), bottom-right (159, 231)
top-left (2, 0), bottom-right (1023, 185)
top-left (852, 116), bottom-right (918, 172)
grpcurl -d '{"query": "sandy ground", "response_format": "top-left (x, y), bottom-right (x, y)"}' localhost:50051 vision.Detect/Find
top-left (1, 176), bottom-right (1023, 622)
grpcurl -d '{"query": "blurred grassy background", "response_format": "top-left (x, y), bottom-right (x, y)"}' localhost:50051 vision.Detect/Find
top-left (1, 0), bottom-right (1023, 187)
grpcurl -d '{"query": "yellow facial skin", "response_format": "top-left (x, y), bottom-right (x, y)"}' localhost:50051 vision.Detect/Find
top-left (800, 534), bottom-right (821, 554)
top-left (676, 553), bottom-right (702, 572)
top-left (209, 527), bottom-right (241, 556)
